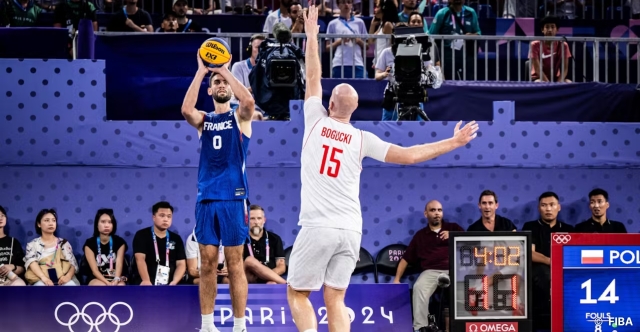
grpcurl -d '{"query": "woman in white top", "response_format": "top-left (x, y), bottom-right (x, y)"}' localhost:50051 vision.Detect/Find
top-left (368, 0), bottom-right (398, 66)
top-left (24, 209), bottom-right (79, 286)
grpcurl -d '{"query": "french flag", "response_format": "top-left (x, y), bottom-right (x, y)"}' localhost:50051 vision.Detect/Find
top-left (581, 250), bottom-right (604, 264)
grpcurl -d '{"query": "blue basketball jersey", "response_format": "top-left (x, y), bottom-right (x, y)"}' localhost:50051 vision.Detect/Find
top-left (197, 106), bottom-right (250, 201)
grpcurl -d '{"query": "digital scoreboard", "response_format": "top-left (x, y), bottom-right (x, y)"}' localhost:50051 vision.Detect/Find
top-left (552, 233), bottom-right (640, 332)
top-left (450, 232), bottom-right (533, 332)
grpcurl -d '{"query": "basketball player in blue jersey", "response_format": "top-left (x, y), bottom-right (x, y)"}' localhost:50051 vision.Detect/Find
top-left (182, 52), bottom-right (255, 332)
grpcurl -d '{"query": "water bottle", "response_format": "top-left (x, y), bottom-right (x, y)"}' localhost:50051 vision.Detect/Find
top-left (0, 264), bottom-right (17, 281)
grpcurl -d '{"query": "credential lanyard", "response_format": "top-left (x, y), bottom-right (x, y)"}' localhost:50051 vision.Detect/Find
top-left (96, 236), bottom-right (114, 271)
top-left (339, 17), bottom-right (357, 34)
top-left (13, 0), bottom-right (29, 12)
top-left (450, 7), bottom-right (465, 33)
top-left (247, 231), bottom-right (270, 264)
top-left (152, 228), bottom-right (170, 267)
top-left (246, 58), bottom-right (253, 70)
top-left (182, 19), bottom-right (192, 33)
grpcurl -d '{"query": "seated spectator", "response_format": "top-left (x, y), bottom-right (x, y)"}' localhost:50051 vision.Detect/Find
top-left (24, 209), bottom-right (80, 286)
top-left (467, 190), bottom-right (517, 232)
top-left (429, 0), bottom-right (481, 81)
top-left (263, 0), bottom-right (292, 34)
top-left (243, 205), bottom-right (286, 284)
top-left (185, 230), bottom-right (228, 284)
top-left (107, 0), bottom-right (153, 32)
top-left (542, 0), bottom-right (584, 19)
top-left (82, 209), bottom-right (128, 286)
top-left (394, 200), bottom-right (462, 332)
top-left (133, 201), bottom-right (186, 285)
top-left (326, 0), bottom-right (367, 78)
top-left (0, 206), bottom-right (26, 286)
top-left (0, 0), bottom-right (42, 27)
top-left (230, 33), bottom-right (266, 120)
top-left (529, 15), bottom-right (572, 83)
top-left (173, 0), bottom-right (203, 32)
top-left (521, 192), bottom-right (574, 327)
top-left (575, 188), bottom-right (628, 233)
top-left (159, 12), bottom-right (178, 32)
top-left (53, 0), bottom-right (97, 31)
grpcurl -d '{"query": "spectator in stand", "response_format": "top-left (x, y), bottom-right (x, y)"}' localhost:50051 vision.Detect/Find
top-left (0, 0), bottom-right (42, 27)
top-left (429, 0), bottom-right (481, 81)
top-left (132, 201), bottom-right (187, 285)
top-left (289, 1), bottom-right (304, 32)
top-left (173, 0), bottom-right (203, 32)
top-left (159, 12), bottom-right (179, 32)
top-left (82, 209), bottom-right (128, 286)
top-left (542, 0), bottom-right (583, 19)
top-left (24, 209), bottom-right (80, 286)
top-left (263, 0), bottom-right (293, 34)
top-left (186, 230), bottom-right (228, 285)
top-left (575, 188), bottom-right (628, 233)
top-left (53, 0), bottom-right (97, 31)
top-left (367, 0), bottom-right (398, 67)
top-left (397, 0), bottom-right (427, 32)
top-left (243, 205), bottom-right (286, 284)
top-left (326, 0), bottom-right (367, 78)
top-left (231, 33), bottom-right (266, 120)
top-left (0, 206), bottom-right (26, 286)
top-left (529, 15), bottom-right (572, 83)
top-left (632, 0), bottom-right (640, 19)
top-left (107, 0), bottom-right (153, 32)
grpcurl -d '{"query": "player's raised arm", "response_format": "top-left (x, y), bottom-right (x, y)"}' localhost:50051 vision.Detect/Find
top-left (366, 121), bottom-right (479, 165)
top-left (211, 56), bottom-right (256, 123)
top-left (303, 0), bottom-right (322, 101)
top-left (181, 53), bottom-right (209, 131)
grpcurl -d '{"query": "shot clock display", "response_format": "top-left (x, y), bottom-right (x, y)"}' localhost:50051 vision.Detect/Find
top-left (450, 232), bottom-right (532, 332)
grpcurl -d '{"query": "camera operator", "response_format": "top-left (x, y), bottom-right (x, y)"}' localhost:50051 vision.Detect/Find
top-left (249, 22), bottom-right (305, 121)
top-left (376, 20), bottom-right (442, 121)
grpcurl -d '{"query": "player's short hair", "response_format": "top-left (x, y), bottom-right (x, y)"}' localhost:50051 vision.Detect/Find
top-left (249, 204), bottom-right (264, 212)
top-left (589, 188), bottom-right (609, 201)
top-left (152, 201), bottom-right (174, 214)
top-left (538, 191), bottom-right (559, 202)
top-left (478, 190), bottom-right (498, 203)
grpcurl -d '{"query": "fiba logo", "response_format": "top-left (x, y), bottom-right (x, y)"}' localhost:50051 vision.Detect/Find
top-left (55, 302), bottom-right (134, 332)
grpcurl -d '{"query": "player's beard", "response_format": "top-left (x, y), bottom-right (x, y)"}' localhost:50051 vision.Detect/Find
top-left (213, 92), bottom-right (232, 103)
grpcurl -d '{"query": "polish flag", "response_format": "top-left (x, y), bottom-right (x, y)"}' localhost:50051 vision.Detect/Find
top-left (581, 250), bottom-right (604, 264)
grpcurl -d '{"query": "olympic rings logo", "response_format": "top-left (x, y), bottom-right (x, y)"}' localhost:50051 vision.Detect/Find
top-left (552, 234), bottom-right (572, 244)
top-left (55, 302), bottom-right (134, 332)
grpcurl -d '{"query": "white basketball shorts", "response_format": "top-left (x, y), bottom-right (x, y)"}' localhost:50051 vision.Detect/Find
top-left (287, 226), bottom-right (361, 291)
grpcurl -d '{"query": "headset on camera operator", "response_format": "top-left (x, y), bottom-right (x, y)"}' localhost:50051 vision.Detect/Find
top-left (249, 22), bottom-right (306, 121)
top-left (376, 21), bottom-right (442, 121)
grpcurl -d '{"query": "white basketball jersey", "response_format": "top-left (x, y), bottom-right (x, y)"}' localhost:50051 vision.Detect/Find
top-left (298, 97), bottom-right (391, 233)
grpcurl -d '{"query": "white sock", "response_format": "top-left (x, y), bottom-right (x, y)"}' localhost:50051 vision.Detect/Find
top-left (201, 313), bottom-right (214, 328)
top-left (232, 317), bottom-right (246, 332)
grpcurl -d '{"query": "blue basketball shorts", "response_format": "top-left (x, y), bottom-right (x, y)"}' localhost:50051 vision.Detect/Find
top-left (195, 200), bottom-right (250, 247)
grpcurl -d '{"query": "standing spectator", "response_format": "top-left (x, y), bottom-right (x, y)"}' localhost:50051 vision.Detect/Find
top-left (394, 200), bottom-right (462, 332)
top-left (159, 12), bottom-right (178, 32)
top-left (326, 0), bottom-right (367, 78)
top-left (397, 0), bottom-right (427, 32)
top-left (0, 0), bottom-right (42, 27)
top-left (263, 0), bottom-right (293, 34)
top-left (575, 188), bottom-right (628, 233)
top-left (107, 0), bottom-right (153, 32)
top-left (0, 206), bottom-right (26, 286)
top-left (467, 190), bottom-right (516, 232)
top-left (132, 201), bottom-right (186, 285)
top-left (82, 209), bottom-right (128, 286)
top-left (529, 15), bottom-right (572, 83)
top-left (429, 0), bottom-right (481, 81)
top-left (53, 0), bottom-right (98, 31)
top-left (289, 1), bottom-right (304, 32)
top-left (368, 0), bottom-right (397, 67)
top-left (24, 209), bottom-right (80, 286)
top-left (173, 0), bottom-right (203, 32)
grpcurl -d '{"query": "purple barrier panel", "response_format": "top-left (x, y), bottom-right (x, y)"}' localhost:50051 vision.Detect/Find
top-left (493, 101), bottom-right (515, 124)
top-left (0, 284), bottom-right (412, 332)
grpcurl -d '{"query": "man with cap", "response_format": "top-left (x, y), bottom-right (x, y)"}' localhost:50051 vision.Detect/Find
top-left (160, 12), bottom-right (179, 32)
top-left (173, 0), bottom-right (203, 32)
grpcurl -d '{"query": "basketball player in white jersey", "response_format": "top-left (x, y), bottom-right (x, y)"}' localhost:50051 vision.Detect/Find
top-left (285, 3), bottom-right (480, 332)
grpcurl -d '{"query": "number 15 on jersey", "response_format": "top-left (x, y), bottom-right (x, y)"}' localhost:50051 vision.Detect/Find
top-left (320, 145), bottom-right (343, 178)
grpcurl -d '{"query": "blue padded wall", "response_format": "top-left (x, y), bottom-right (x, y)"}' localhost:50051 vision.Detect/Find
top-left (1, 59), bottom-right (640, 284)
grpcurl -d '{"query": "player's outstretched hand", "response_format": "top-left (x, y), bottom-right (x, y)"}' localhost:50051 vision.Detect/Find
top-left (304, 0), bottom-right (319, 38)
top-left (452, 120), bottom-right (479, 147)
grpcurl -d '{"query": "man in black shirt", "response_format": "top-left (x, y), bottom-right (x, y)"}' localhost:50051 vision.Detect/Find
top-left (575, 188), bottom-right (628, 233)
top-left (107, 0), bottom-right (153, 32)
top-left (521, 191), bottom-right (574, 329)
top-left (173, 0), bottom-right (202, 32)
top-left (243, 205), bottom-right (286, 284)
top-left (467, 190), bottom-right (517, 232)
top-left (133, 201), bottom-right (186, 285)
